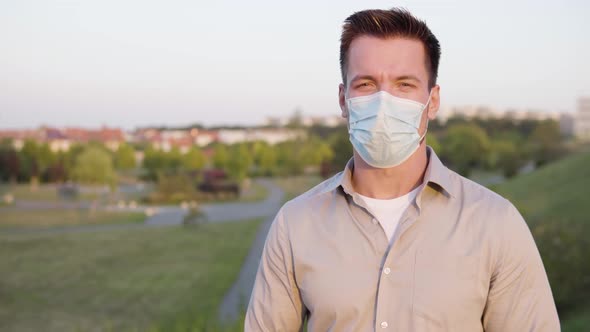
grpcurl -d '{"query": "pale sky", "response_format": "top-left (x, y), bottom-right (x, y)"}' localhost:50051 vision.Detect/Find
top-left (1, 0), bottom-right (589, 129)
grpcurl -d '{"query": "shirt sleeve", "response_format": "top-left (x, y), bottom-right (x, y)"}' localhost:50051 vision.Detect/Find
top-left (482, 201), bottom-right (561, 332)
top-left (244, 206), bottom-right (306, 332)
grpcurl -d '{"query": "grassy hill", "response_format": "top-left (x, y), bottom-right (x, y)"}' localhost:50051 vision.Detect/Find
top-left (492, 149), bottom-right (590, 331)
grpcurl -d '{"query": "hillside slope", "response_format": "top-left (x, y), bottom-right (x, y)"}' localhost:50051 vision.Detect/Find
top-left (492, 149), bottom-right (590, 330)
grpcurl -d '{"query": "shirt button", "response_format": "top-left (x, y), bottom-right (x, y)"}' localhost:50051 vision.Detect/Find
top-left (381, 321), bottom-right (388, 328)
top-left (383, 267), bottom-right (391, 275)
top-left (372, 218), bottom-right (378, 224)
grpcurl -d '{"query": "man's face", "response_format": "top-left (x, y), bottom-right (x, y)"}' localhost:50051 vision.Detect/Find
top-left (338, 36), bottom-right (440, 136)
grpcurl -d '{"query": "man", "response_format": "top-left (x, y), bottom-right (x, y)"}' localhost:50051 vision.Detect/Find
top-left (245, 8), bottom-right (560, 331)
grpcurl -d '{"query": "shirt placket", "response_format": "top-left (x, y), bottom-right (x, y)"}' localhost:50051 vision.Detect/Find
top-left (373, 188), bottom-right (429, 330)
top-left (345, 191), bottom-right (390, 252)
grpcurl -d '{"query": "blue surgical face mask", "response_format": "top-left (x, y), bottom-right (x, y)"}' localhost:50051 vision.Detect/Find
top-left (346, 90), bottom-right (431, 168)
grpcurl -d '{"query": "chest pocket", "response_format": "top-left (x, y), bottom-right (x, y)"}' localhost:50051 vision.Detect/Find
top-left (413, 250), bottom-right (482, 328)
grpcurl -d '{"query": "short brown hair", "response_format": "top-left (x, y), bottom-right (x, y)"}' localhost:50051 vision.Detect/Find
top-left (339, 8), bottom-right (441, 88)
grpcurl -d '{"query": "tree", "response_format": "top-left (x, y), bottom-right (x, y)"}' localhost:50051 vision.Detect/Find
top-left (19, 140), bottom-right (40, 180)
top-left (276, 141), bottom-right (305, 175)
top-left (114, 143), bottom-right (136, 170)
top-left (329, 130), bottom-right (353, 171)
top-left (528, 120), bottom-right (563, 166)
top-left (0, 142), bottom-right (19, 183)
top-left (442, 123), bottom-right (491, 176)
top-left (183, 147), bottom-right (206, 171)
top-left (300, 137), bottom-right (334, 168)
top-left (36, 143), bottom-right (56, 179)
top-left (143, 146), bottom-right (166, 180)
top-left (71, 146), bottom-right (116, 186)
top-left (63, 144), bottom-right (85, 179)
top-left (165, 147), bottom-right (183, 170)
top-left (19, 140), bottom-right (56, 185)
top-left (488, 140), bottom-right (521, 178)
top-left (286, 107), bottom-right (304, 128)
top-left (45, 159), bottom-right (67, 183)
top-left (254, 142), bottom-right (278, 176)
top-left (227, 144), bottom-right (253, 181)
top-left (213, 144), bottom-right (230, 169)
top-left (426, 134), bottom-right (441, 154)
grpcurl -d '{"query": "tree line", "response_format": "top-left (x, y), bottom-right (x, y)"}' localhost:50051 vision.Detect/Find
top-left (0, 116), bottom-right (573, 186)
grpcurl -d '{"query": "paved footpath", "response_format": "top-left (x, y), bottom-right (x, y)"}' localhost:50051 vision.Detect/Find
top-left (1, 179), bottom-right (283, 235)
top-left (217, 179), bottom-right (285, 323)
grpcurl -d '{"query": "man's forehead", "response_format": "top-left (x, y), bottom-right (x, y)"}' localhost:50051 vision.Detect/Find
top-left (346, 36), bottom-right (428, 81)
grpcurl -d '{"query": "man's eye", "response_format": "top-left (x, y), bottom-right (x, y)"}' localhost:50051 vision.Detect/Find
top-left (400, 82), bottom-right (413, 87)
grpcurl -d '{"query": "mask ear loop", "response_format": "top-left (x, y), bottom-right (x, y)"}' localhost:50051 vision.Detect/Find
top-left (419, 92), bottom-right (433, 144)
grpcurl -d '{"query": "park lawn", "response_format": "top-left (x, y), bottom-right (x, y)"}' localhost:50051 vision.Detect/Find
top-left (207, 180), bottom-right (269, 204)
top-left (0, 218), bottom-right (263, 332)
top-left (492, 149), bottom-right (590, 331)
top-left (0, 183), bottom-right (101, 202)
top-left (237, 180), bottom-right (269, 203)
top-left (0, 209), bottom-right (146, 229)
top-left (143, 180), bottom-right (269, 206)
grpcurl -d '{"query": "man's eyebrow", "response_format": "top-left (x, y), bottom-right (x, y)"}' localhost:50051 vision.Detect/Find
top-left (396, 75), bottom-right (422, 83)
top-left (349, 75), bottom-right (376, 83)
top-left (349, 74), bottom-right (423, 84)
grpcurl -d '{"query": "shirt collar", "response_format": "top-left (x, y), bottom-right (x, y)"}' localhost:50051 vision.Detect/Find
top-left (423, 146), bottom-right (455, 198)
top-left (334, 146), bottom-right (455, 199)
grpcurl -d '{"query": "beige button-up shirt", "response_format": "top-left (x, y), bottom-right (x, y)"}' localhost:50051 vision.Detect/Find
top-left (245, 147), bottom-right (560, 331)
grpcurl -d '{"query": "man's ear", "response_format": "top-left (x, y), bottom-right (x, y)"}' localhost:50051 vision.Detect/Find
top-left (427, 85), bottom-right (441, 120)
top-left (339, 83), bottom-right (348, 119)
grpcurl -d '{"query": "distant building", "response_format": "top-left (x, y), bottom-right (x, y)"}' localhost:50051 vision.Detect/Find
top-left (318, 115), bottom-right (346, 127)
top-left (559, 113), bottom-right (575, 137)
top-left (437, 105), bottom-right (561, 124)
top-left (249, 128), bottom-right (306, 144)
top-left (60, 126), bottom-right (125, 151)
top-left (43, 127), bottom-right (71, 152)
top-left (218, 128), bottom-right (305, 145)
top-left (0, 129), bottom-right (40, 150)
top-left (264, 114), bottom-right (345, 128)
top-left (191, 129), bottom-right (218, 147)
top-left (0, 126), bottom-right (124, 152)
top-left (136, 129), bottom-right (190, 153)
top-left (575, 97), bottom-right (590, 141)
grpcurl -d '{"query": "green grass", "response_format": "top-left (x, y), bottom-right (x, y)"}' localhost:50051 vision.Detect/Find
top-left (236, 180), bottom-right (269, 203)
top-left (0, 209), bottom-right (146, 229)
top-left (0, 183), bottom-right (102, 202)
top-left (143, 180), bottom-right (269, 206)
top-left (0, 218), bottom-right (263, 332)
top-left (492, 150), bottom-right (590, 227)
top-left (560, 302), bottom-right (590, 332)
top-left (274, 175), bottom-right (323, 202)
top-left (206, 180), bottom-right (270, 205)
top-left (0, 182), bottom-right (154, 204)
top-left (492, 149), bottom-right (590, 330)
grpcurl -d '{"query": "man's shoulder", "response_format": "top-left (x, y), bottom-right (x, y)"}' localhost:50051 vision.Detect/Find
top-left (291, 172), bottom-right (342, 203)
top-left (446, 169), bottom-right (524, 231)
top-left (449, 169), bottom-right (512, 209)
top-left (278, 171), bottom-right (343, 217)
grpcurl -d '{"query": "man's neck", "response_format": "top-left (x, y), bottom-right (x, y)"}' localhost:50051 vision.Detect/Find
top-left (351, 144), bottom-right (429, 199)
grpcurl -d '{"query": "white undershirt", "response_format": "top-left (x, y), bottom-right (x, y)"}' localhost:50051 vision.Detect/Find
top-left (357, 186), bottom-right (421, 244)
